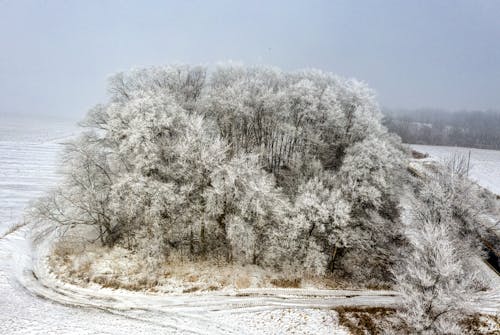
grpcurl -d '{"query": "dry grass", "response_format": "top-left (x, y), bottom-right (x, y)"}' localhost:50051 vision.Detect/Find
top-left (365, 283), bottom-right (392, 290)
top-left (49, 243), bottom-right (277, 292)
top-left (335, 307), bottom-right (402, 335)
top-left (48, 241), bottom-right (392, 294)
top-left (270, 277), bottom-right (301, 288)
top-left (302, 273), bottom-right (382, 290)
top-left (234, 274), bottom-right (251, 289)
top-left (460, 314), bottom-right (500, 335)
top-left (334, 307), bottom-right (500, 335)
top-left (182, 286), bottom-right (200, 293)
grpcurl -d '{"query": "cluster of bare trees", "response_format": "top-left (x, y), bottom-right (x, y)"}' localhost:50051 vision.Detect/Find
top-left (33, 64), bottom-right (408, 279)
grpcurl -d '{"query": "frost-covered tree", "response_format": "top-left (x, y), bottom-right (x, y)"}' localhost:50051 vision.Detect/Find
top-left (34, 133), bottom-right (116, 245)
top-left (107, 65), bottom-right (206, 109)
top-left (204, 154), bottom-right (293, 266)
top-left (391, 156), bottom-right (490, 334)
top-left (414, 158), bottom-right (489, 261)
top-left (292, 176), bottom-right (351, 275)
top-left (393, 190), bottom-right (482, 334)
top-left (202, 65), bottom-right (385, 185)
top-left (335, 134), bottom-right (406, 280)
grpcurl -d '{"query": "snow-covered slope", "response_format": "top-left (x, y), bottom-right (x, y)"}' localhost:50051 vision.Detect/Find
top-left (412, 144), bottom-right (500, 195)
top-left (410, 144), bottom-right (500, 315)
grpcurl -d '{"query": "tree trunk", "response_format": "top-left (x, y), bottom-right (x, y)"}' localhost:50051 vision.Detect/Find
top-left (329, 245), bottom-right (338, 272)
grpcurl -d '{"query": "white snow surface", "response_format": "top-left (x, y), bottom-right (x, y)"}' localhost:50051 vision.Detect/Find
top-left (412, 144), bottom-right (500, 195)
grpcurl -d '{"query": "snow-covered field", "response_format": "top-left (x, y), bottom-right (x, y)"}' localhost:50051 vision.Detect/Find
top-left (412, 144), bottom-right (500, 195)
top-left (0, 116), bottom-right (77, 236)
top-left (0, 116), bottom-right (353, 334)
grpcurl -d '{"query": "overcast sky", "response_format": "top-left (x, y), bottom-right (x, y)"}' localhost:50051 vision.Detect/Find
top-left (1, 0), bottom-right (499, 119)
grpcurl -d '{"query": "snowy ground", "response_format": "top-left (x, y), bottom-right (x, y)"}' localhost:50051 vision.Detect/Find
top-left (412, 144), bottom-right (500, 195)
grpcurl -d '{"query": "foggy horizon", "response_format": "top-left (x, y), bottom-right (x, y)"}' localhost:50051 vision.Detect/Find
top-left (1, 0), bottom-right (500, 119)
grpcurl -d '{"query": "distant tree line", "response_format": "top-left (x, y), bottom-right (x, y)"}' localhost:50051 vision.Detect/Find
top-left (384, 109), bottom-right (500, 150)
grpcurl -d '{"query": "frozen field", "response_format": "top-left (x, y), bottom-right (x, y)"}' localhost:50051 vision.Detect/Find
top-left (412, 144), bottom-right (500, 195)
top-left (0, 116), bottom-right (77, 235)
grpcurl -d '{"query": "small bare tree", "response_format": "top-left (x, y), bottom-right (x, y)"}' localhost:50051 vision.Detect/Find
top-left (33, 133), bottom-right (116, 245)
top-left (444, 152), bottom-right (471, 178)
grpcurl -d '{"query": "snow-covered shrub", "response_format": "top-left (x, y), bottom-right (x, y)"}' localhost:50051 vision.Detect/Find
top-left (394, 207), bottom-right (480, 334)
top-left (391, 159), bottom-right (491, 334)
top-left (415, 161), bottom-right (489, 261)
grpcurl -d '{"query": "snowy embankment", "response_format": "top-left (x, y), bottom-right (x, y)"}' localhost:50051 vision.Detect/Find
top-left (411, 144), bottom-right (500, 195)
top-left (410, 144), bottom-right (500, 314)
